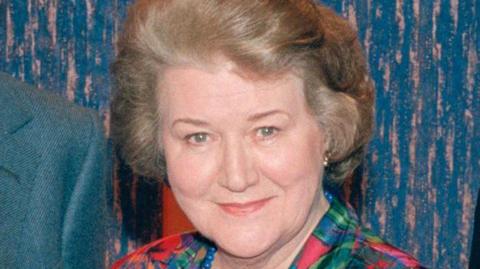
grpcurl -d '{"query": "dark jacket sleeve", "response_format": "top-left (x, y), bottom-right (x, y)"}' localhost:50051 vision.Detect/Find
top-left (61, 111), bottom-right (108, 269)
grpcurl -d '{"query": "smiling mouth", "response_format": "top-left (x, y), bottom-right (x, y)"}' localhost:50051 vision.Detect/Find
top-left (217, 197), bottom-right (273, 216)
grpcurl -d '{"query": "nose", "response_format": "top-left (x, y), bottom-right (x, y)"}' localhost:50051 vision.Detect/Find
top-left (219, 137), bottom-right (259, 192)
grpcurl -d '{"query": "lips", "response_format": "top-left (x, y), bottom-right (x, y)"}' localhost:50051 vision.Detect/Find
top-left (217, 197), bottom-right (273, 216)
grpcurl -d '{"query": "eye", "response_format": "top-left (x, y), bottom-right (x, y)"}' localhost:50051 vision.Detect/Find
top-left (256, 127), bottom-right (279, 138)
top-left (186, 133), bottom-right (209, 145)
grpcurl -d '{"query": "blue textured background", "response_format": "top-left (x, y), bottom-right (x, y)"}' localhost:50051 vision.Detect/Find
top-left (0, 0), bottom-right (478, 268)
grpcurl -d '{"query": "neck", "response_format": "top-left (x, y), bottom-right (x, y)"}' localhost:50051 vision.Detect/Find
top-left (212, 190), bottom-right (330, 269)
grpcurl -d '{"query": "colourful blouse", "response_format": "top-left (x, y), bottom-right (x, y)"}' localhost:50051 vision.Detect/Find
top-left (112, 195), bottom-right (425, 269)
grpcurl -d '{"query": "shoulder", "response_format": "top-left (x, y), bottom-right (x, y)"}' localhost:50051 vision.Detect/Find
top-left (315, 196), bottom-right (426, 268)
top-left (349, 227), bottom-right (426, 269)
top-left (112, 232), bottom-right (209, 269)
top-left (0, 72), bottom-right (102, 145)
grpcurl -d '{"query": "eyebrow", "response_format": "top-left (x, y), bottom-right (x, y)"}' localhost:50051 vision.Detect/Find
top-left (171, 118), bottom-right (210, 128)
top-left (171, 109), bottom-right (289, 128)
top-left (247, 109), bottom-right (289, 122)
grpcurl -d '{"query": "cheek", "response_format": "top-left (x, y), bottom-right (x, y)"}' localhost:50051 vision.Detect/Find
top-left (257, 132), bottom-right (324, 187)
top-left (164, 143), bottom-right (220, 198)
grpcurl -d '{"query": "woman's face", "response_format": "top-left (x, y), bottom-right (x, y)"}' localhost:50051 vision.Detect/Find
top-left (160, 61), bottom-right (327, 261)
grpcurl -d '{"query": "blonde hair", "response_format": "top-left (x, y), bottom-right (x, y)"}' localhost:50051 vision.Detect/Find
top-left (111, 0), bottom-right (374, 182)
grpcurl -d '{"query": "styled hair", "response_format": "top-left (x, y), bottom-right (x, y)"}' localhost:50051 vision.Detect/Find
top-left (111, 0), bottom-right (375, 182)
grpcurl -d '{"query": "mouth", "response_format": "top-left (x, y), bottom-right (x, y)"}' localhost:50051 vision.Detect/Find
top-left (217, 197), bottom-right (273, 216)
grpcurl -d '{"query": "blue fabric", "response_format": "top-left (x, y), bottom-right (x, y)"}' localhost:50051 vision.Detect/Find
top-left (0, 72), bottom-right (108, 268)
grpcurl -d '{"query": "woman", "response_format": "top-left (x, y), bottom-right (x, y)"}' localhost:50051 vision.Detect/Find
top-left (111, 0), bottom-right (424, 268)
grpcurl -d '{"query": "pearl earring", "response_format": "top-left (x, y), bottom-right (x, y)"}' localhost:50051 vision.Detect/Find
top-left (323, 154), bottom-right (329, 166)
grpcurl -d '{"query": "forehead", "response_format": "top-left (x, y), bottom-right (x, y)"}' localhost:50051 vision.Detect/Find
top-left (158, 64), bottom-right (308, 120)
top-left (157, 61), bottom-right (316, 124)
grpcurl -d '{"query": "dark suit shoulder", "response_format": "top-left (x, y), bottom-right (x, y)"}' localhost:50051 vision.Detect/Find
top-left (0, 73), bottom-right (108, 269)
top-left (0, 72), bottom-right (102, 140)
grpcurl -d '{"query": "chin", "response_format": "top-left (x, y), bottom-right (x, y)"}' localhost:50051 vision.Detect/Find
top-left (211, 225), bottom-right (281, 259)
top-left (217, 240), bottom-right (272, 259)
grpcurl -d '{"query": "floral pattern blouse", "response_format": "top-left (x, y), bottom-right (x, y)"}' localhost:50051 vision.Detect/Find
top-left (112, 194), bottom-right (425, 269)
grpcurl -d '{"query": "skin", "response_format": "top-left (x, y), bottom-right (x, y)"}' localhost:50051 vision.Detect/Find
top-left (159, 60), bottom-right (330, 269)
